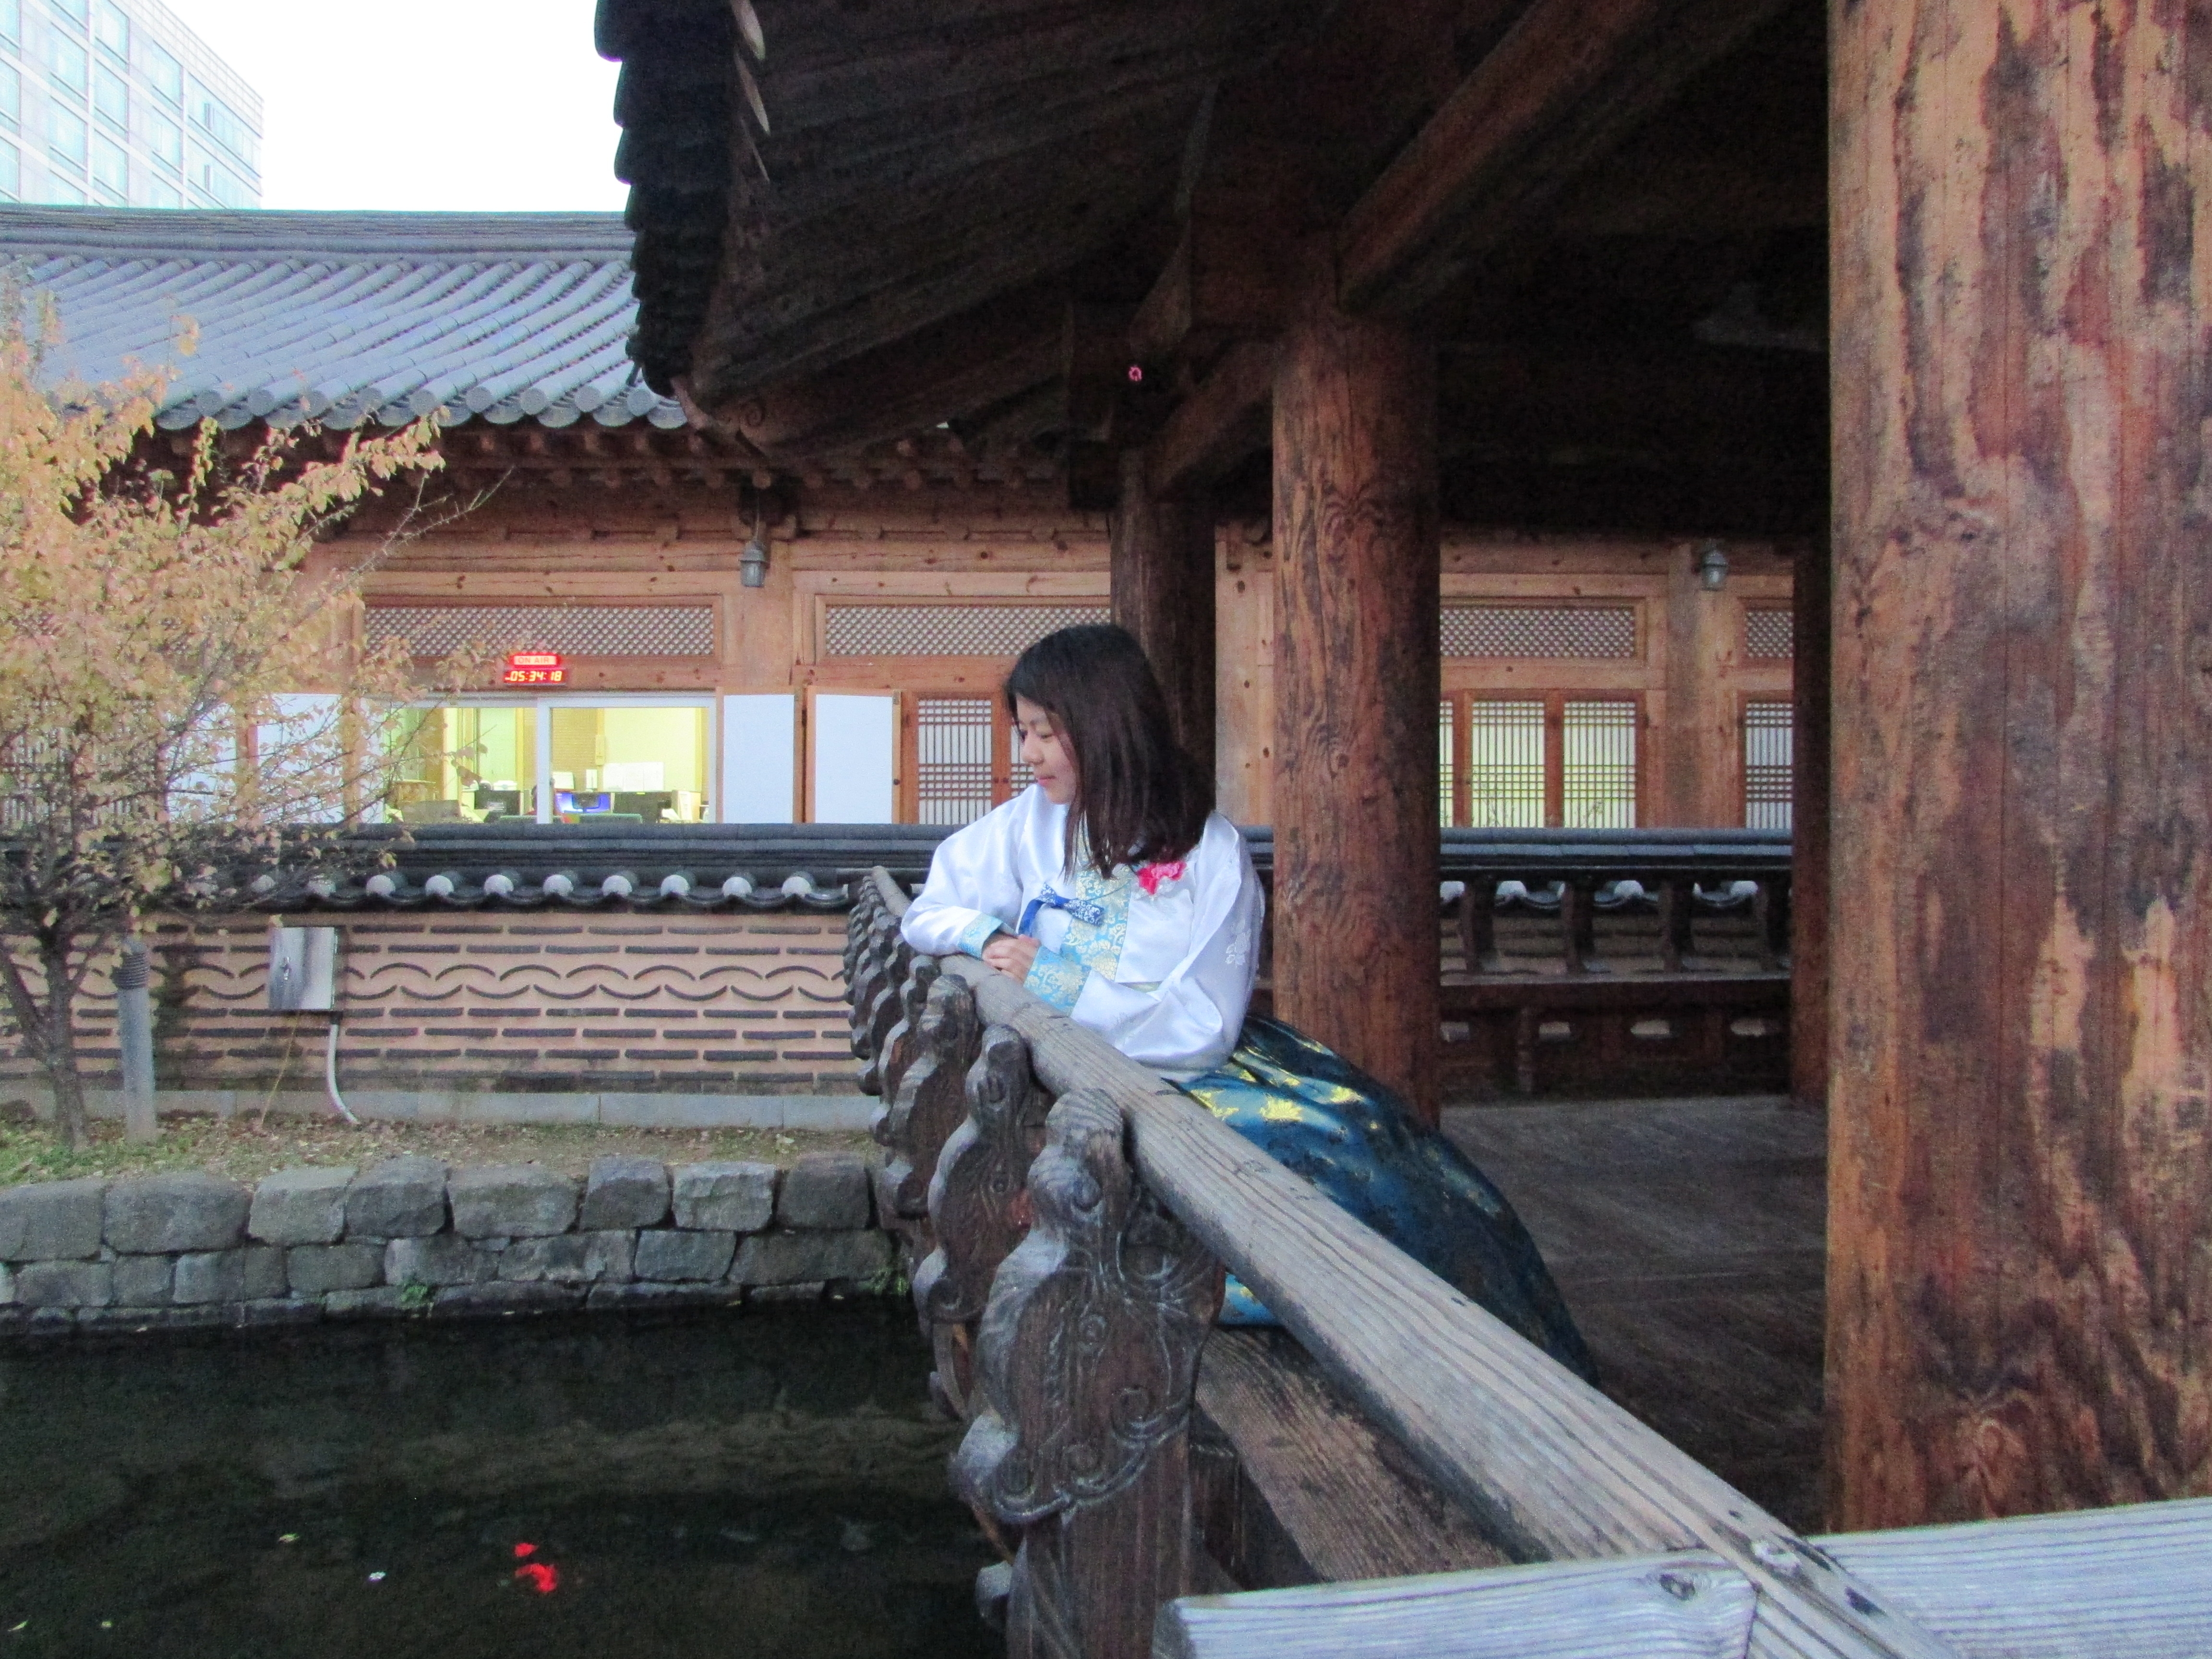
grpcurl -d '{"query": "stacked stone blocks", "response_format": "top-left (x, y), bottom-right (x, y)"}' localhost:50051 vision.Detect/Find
top-left (0, 1150), bottom-right (890, 1335)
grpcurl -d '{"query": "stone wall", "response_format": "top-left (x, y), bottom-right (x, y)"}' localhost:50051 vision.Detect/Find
top-left (1, 911), bottom-right (853, 1101)
top-left (0, 1152), bottom-right (893, 1338)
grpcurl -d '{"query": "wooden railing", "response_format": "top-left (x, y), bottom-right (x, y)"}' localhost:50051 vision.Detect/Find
top-left (1380, 829), bottom-right (1790, 1094)
top-left (844, 868), bottom-right (2209, 1659)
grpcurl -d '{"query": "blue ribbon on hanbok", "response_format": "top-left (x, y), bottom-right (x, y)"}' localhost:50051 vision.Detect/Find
top-left (1019, 891), bottom-right (1106, 937)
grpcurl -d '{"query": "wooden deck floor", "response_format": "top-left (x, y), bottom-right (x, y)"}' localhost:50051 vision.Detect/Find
top-left (1443, 1095), bottom-right (1830, 1532)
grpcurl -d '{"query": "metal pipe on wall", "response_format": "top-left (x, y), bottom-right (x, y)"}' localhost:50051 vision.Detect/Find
top-left (115, 937), bottom-right (157, 1142)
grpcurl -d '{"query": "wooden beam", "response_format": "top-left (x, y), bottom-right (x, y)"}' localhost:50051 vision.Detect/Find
top-left (1272, 264), bottom-right (1440, 1120)
top-left (725, 280), bottom-right (1063, 460)
top-left (1111, 449), bottom-right (1218, 789)
top-left (1828, 0), bottom-right (2212, 1525)
top-left (1129, 217), bottom-right (1293, 367)
top-left (1067, 301), bottom-right (1138, 443)
top-left (1334, 0), bottom-right (1791, 318)
top-left (1145, 341), bottom-right (1277, 501)
top-left (1156, 1551), bottom-right (1758, 1659)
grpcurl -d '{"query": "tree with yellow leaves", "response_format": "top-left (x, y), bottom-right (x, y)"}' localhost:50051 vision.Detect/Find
top-left (0, 304), bottom-right (460, 1149)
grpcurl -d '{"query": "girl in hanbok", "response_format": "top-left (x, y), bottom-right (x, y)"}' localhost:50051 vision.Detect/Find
top-left (901, 624), bottom-right (1592, 1377)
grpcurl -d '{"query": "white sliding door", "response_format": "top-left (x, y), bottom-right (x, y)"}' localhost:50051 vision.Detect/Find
top-left (810, 692), bottom-right (897, 822)
top-left (721, 693), bottom-right (797, 823)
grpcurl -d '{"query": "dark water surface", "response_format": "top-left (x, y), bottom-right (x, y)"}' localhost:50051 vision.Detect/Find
top-left (0, 1305), bottom-right (998, 1659)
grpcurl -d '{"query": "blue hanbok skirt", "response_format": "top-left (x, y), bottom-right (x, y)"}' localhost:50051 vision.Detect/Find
top-left (1177, 1016), bottom-right (1596, 1383)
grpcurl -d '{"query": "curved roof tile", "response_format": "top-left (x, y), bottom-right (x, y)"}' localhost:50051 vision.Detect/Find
top-left (0, 205), bottom-right (687, 433)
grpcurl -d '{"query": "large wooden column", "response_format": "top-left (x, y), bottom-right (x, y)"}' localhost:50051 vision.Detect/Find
top-left (1110, 450), bottom-right (1217, 786)
top-left (1790, 537), bottom-right (1829, 1111)
top-left (1828, 0), bottom-right (2212, 1526)
top-left (1273, 275), bottom-right (1441, 1121)
top-left (1655, 545), bottom-right (1740, 825)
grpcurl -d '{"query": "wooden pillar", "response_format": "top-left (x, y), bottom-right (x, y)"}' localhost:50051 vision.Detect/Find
top-left (1273, 271), bottom-right (1441, 1121)
top-left (1655, 544), bottom-right (1739, 826)
top-left (1111, 450), bottom-right (1217, 787)
top-left (1828, 0), bottom-right (2212, 1527)
top-left (1790, 537), bottom-right (1829, 1111)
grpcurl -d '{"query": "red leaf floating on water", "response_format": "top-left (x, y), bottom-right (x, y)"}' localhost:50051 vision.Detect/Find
top-left (513, 1542), bottom-right (537, 1559)
top-left (515, 1563), bottom-right (559, 1595)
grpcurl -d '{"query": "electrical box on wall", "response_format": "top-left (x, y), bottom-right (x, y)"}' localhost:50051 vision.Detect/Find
top-left (268, 927), bottom-right (339, 1011)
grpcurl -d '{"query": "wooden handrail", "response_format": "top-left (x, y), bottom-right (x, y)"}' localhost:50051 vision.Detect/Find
top-left (858, 869), bottom-right (1945, 1659)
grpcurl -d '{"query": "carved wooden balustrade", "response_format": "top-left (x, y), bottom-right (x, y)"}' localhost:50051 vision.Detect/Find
top-left (844, 868), bottom-right (2210, 1659)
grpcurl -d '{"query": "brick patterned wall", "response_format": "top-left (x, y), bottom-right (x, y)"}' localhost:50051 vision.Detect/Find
top-left (2, 913), bottom-right (856, 1097)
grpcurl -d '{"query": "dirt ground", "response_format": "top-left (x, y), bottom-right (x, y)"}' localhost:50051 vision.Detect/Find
top-left (0, 1114), bottom-right (877, 1189)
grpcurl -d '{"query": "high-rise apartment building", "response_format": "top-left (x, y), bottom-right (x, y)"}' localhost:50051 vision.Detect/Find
top-left (0, 0), bottom-right (261, 210)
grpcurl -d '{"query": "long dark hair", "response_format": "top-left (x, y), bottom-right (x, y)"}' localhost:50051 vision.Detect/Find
top-left (1005, 624), bottom-right (1210, 881)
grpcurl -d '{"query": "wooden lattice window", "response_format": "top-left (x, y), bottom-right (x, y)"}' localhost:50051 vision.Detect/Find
top-left (1744, 608), bottom-right (1794, 660)
top-left (1562, 701), bottom-right (1638, 829)
top-left (1437, 699), bottom-right (1456, 828)
top-left (914, 698), bottom-right (995, 826)
top-left (825, 604), bottom-right (1110, 658)
top-left (365, 605), bottom-right (716, 658)
top-left (1743, 699), bottom-right (1794, 830)
top-left (1441, 605), bottom-right (1637, 659)
top-left (905, 696), bottom-right (1027, 825)
top-left (1442, 694), bottom-right (1640, 828)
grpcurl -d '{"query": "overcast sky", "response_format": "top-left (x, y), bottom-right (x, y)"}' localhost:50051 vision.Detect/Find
top-left (158, 0), bottom-right (629, 212)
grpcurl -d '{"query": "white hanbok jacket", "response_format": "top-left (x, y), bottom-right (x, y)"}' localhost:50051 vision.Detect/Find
top-left (900, 786), bottom-right (1264, 1076)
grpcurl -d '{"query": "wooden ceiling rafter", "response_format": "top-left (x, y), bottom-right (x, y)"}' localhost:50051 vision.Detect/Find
top-left (1333, 0), bottom-right (1799, 320)
top-left (600, 0), bottom-right (1830, 535)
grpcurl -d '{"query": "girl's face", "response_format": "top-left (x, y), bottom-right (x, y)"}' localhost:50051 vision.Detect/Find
top-left (1012, 696), bottom-right (1078, 805)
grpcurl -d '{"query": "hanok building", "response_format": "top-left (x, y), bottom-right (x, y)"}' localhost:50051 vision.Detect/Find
top-left (1, 205), bottom-right (1798, 834)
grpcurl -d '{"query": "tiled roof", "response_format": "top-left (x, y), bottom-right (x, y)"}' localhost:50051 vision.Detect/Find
top-left (210, 823), bottom-right (1787, 914)
top-left (0, 206), bottom-right (686, 433)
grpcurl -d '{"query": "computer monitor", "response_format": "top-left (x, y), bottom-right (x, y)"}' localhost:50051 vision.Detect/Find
top-left (554, 791), bottom-right (613, 814)
top-left (611, 791), bottom-right (675, 825)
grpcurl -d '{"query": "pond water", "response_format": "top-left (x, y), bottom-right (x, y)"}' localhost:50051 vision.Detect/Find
top-left (0, 1305), bottom-right (998, 1659)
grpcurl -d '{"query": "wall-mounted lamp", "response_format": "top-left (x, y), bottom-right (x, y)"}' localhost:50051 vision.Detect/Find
top-left (739, 497), bottom-right (770, 587)
top-left (1696, 541), bottom-right (1730, 591)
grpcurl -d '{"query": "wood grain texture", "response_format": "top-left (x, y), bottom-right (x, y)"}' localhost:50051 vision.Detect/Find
top-left (875, 966), bottom-right (982, 1228)
top-left (1655, 550), bottom-right (1742, 826)
top-left (1195, 1327), bottom-right (1511, 1583)
top-left (1154, 1550), bottom-right (1759, 1659)
top-left (1811, 1496), bottom-right (2212, 1659)
top-left (1129, 218), bottom-right (1293, 367)
top-left (915, 1022), bottom-right (1051, 1417)
top-left (1448, 1098), bottom-right (1828, 1533)
top-left (1271, 271), bottom-right (1442, 1119)
top-left (930, 950), bottom-right (1954, 1659)
top-left (1827, 0), bottom-right (2212, 1527)
top-left (1147, 342), bottom-right (1279, 502)
top-left (1789, 539), bottom-right (1828, 1111)
top-left (953, 1086), bottom-right (1225, 1659)
top-left (1155, 1490), bottom-right (2212, 1659)
top-left (872, 950), bottom-right (940, 1114)
top-left (1112, 450), bottom-right (1220, 788)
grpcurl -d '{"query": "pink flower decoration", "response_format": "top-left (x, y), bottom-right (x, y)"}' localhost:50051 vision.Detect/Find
top-left (1137, 860), bottom-right (1186, 896)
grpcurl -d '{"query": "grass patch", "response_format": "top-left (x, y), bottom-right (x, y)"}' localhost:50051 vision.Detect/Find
top-left (0, 1115), bottom-right (876, 1189)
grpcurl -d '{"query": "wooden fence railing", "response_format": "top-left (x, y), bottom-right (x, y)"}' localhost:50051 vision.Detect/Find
top-left (844, 867), bottom-right (2210, 1659)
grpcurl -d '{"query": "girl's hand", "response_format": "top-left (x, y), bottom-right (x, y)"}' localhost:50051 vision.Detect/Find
top-left (981, 933), bottom-right (1040, 981)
